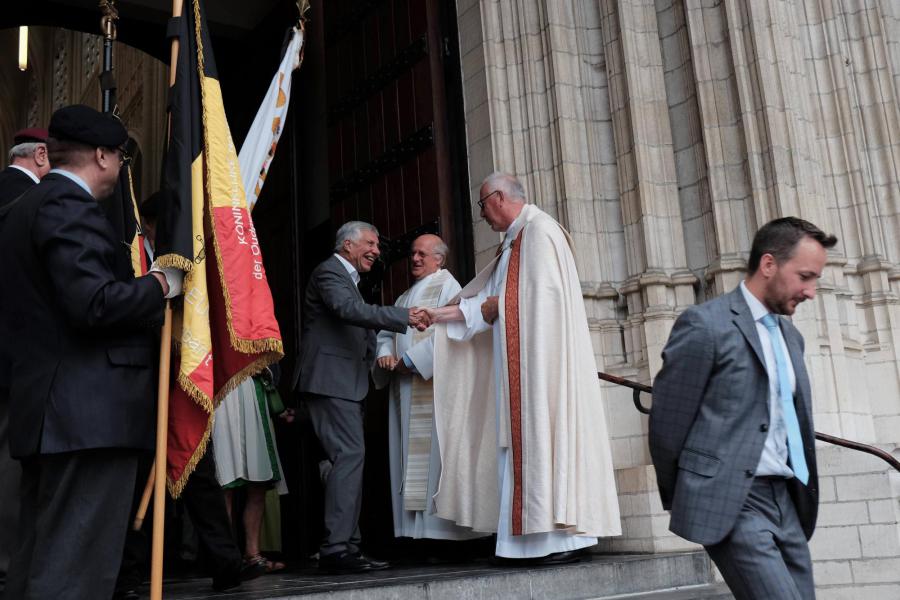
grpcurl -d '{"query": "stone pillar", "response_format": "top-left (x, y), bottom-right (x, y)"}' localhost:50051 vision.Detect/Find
top-left (598, 0), bottom-right (696, 380)
top-left (456, 0), bottom-right (900, 575)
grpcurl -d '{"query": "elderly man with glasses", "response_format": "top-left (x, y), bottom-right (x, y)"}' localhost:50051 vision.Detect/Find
top-left (372, 234), bottom-right (488, 544)
top-left (424, 172), bottom-right (622, 565)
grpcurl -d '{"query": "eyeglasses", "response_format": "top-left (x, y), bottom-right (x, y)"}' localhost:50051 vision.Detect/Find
top-left (477, 189), bottom-right (500, 210)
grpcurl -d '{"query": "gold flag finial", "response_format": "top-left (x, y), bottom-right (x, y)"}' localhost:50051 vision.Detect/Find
top-left (99, 0), bottom-right (119, 40)
top-left (296, 0), bottom-right (310, 24)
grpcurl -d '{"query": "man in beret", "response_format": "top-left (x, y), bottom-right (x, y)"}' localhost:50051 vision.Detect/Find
top-left (0, 104), bottom-right (181, 600)
top-left (0, 128), bottom-right (50, 209)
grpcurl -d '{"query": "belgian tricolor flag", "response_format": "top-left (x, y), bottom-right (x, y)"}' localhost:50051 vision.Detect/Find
top-left (155, 0), bottom-right (283, 496)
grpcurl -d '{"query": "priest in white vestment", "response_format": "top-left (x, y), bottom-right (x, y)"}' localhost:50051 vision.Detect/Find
top-left (372, 234), bottom-right (486, 541)
top-left (426, 173), bottom-right (622, 563)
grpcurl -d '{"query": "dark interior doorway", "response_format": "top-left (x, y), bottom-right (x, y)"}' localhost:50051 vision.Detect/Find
top-left (226, 0), bottom-right (476, 561)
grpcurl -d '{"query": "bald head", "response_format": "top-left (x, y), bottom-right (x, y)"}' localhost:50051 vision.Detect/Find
top-left (410, 234), bottom-right (448, 280)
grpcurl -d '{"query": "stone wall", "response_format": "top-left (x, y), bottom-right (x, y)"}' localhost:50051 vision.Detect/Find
top-left (455, 0), bottom-right (900, 592)
top-left (812, 446), bottom-right (900, 599)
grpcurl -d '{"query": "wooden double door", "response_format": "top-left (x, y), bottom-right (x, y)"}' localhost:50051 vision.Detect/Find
top-left (323, 0), bottom-right (472, 303)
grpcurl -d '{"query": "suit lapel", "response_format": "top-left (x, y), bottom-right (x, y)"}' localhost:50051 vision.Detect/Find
top-left (729, 289), bottom-right (767, 370)
top-left (328, 254), bottom-right (364, 301)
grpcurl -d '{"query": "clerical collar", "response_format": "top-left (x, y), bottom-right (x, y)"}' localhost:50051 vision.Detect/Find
top-left (334, 253), bottom-right (360, 285)
top-left (413, 268), bottom-right (442, 287)
top-left (501, 205), bottom-right (529, 250)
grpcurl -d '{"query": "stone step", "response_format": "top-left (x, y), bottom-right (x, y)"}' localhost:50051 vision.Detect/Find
top-left (157, 550), bottom-right (724, 600)
top-left (591, 582), bottom-right (733, 599)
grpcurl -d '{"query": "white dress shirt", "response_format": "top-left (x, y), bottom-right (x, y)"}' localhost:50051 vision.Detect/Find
top-left (334, 253), bottom-right (360, 285)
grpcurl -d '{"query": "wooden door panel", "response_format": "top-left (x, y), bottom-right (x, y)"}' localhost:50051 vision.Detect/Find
top-left (394, 0), bottom-right (411, 47)
top-left (396, 71), bottom-right (415, 140)
top-left (324, 0), bottom-right (464, 303)
top-left (418, 147), bottom-right (439, 224)
top-left (414, 59), bottom-right (433, 127)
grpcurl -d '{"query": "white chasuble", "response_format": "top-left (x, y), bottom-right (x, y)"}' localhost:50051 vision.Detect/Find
top-left (373, 270), bottom-right (483, 540)
top-left (432, 204), bottom-right (622, 558)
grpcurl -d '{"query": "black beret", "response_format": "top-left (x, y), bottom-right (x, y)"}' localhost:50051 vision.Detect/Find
top-left (48, 104), bottom-right (128, 148)
top-left (13, 127), bottom-right (48, 145)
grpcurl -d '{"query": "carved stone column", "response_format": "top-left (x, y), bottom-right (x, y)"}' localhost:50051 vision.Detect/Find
top-left (599, 0), bottom-right (696, 380)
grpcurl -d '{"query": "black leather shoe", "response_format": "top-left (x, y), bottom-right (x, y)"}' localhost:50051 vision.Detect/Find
top-left (530, 550), bottom-right (584, 565)
top-left (318, 551), bottom-right (390, 574)
top-left (212, 557), bottom-right (266, 592)
top-left (357, 554), bottom-right (389, 570)
top-left (492, 549), bottom-right (585, 567)
top-left (240, 556), bottom-right (268, 581)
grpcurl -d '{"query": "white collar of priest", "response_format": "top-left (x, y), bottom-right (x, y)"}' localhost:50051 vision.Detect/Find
top-left (412, 268), bottom-right (443, 288)
top-left (502, 203), bottom-right (530, 250)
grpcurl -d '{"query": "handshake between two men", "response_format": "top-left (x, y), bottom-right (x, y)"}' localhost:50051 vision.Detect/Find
top-left (381, 307), bottom-right (433, 374)
top-left (379, 295), bottom-right (502, 373)
top-left (407, 306), bottom-right (432, 331)
top-left (406, 295), bottom-right (500, 333)
top-left (378, 306), bottom-right (434, 373)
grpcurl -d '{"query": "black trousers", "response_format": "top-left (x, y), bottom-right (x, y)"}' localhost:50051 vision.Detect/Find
top-left (116, 443), bottom-right (241, 590)
top-left (181, 443), bottom-right (243, 578)
top-left (3, 449), bottom-right (139, 600)
top-left (0, 388), bottom-right (18, 580)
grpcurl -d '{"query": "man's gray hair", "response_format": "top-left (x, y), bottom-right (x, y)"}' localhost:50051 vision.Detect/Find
top-left (8, 142), bottom-right (43, 163)
top-left (431, 239), bottom-right (449, 267)
top-left (334, 221), bottom-right (379, 252)
top-left (482, 172), bottom-right (526, 202)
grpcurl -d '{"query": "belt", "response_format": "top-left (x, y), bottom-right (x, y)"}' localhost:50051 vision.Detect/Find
top-left (755, 475), bottom-right (789, 482)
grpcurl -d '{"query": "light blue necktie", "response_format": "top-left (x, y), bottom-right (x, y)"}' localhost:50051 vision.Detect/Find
top-left (761, 313), bottom-right (809, 485)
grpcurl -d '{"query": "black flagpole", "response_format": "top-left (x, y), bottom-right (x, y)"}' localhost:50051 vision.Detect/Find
top-left (100, 0), bottom-right (118, 113)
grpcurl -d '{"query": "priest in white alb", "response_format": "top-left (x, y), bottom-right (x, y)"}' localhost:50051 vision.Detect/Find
top-left (426, 173), bottom-right (621, 564)
top-left (373, 234), bottom-right (486, 541)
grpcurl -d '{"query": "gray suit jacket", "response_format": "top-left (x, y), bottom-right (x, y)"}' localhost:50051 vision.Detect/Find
top-left (298, 255), bottom-right (409, 401)
top-left (649, 288), bottom-right (818, 546)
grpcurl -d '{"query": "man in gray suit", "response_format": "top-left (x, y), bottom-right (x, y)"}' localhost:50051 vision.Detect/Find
top-left (650, 217), bottom-right (837, 600)
top-left (299, 221), bottom-right (430, 574)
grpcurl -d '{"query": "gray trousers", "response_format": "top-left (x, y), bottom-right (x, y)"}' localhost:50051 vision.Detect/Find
top-left (3, 449), bottom-right (139, 600)
top-left (706, 477), bottom-right (815, 600)
top-left (305, 394), bottom-right (365, 556)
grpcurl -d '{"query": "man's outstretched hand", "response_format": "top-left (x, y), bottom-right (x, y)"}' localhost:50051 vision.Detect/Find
top-left (408, 307), bottom-right (432, 331)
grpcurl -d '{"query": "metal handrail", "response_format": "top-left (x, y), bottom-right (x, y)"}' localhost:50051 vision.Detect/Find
top-left (598, 371), bottom-right (900, 473)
